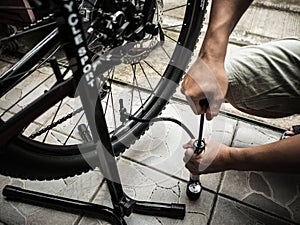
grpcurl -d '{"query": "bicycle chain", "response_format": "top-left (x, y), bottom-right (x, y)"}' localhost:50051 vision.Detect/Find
top-left (29, 107), bottom-right (83, 139)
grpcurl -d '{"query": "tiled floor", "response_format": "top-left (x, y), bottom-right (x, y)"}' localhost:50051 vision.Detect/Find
top-left (1, 97), bottom-right (299, 225)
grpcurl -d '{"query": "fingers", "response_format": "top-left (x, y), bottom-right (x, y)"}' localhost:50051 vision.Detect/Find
top-left (181, 76), bottom-right (221, 118)
top-left (182, 91), bottom-right (207, 115)
top-left (185, 94), bottom-right (202, 115)
top-left (184, 151), bottom-right (204, 175)
top-left (183, 139), bottom-right (204, 174)
top-left (183, 147), bottom-right (194, 163)
top-left (181, 57), bottom-right (227, 119)
top-left (205, 104), bottom-right (220, 121)
top-left (182, 139), bottom-right (195, 149)
top-left (181, 75), bottom-right (206, 115)
top-left (185, 161), bottom-right (200, 175)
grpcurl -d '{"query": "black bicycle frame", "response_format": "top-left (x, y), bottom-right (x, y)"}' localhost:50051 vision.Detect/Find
top-left (0, 28), bottom-right (59, 97)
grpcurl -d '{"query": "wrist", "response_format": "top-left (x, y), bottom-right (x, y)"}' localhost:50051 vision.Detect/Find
top-left (199, 30), bottom-right (229, 63)
top-left (226, 147), bottom-right (245, 171)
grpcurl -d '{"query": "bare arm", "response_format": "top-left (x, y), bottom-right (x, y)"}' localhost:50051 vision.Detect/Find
top-left (230, 135), bottom-right (300, 173)
top-left (183, 135), bottom-right (300, 175)
top-left (181, 0), bottom-right (253, 120)
top-left (200, 0), bottom-right (253, 61)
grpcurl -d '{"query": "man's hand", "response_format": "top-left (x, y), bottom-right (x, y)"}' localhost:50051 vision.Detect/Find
top-left (183, 136), bottom-right (300, 174)
top-left (183, 139), bottom-right (232, 175)
top-left (180, 0), bottom-right (254, 120)
top-left (181, 57), bottom-right (228, 120)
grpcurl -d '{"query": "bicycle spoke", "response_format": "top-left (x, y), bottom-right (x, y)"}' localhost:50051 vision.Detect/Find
top-left (138, 62), bottom-right (154, 91)
top-left (160, 45), bottom-right (171, 59)
top-left (109, 89), bottom-right (117, 131)
top-left (1, 45), bottom-right (63, 83)
top-left (63, 111), bottom-right (85, 145)
top-left (131, 64), bottom-right (144, 107)
top-left (104, 68), bottom-right (115, 115)
top-left (42, 100), bottom-right (63, 142)
top-left (0, 74), bottom-right (53, 117)
top-left (162, 24), bottom-right (182, 30)
top-left (164, 33), bottom-right (178, 43)
top-left (0, 0), bottom-right (205, 179)
top-left (163, 4), bottom-right (186, 13)
top-left (142, 60), bottom-right (163, 77)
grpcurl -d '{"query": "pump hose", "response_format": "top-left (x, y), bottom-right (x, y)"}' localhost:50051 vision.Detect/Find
top-left (128, 115), bottom-right (195, 139)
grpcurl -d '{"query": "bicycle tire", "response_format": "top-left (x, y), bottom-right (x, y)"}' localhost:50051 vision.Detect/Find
top-left (0, 0), bottom-right (208, 180)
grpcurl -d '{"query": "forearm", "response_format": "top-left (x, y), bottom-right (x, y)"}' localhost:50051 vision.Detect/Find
top-left (182, 0), bottom-right (254, 118)
top-left (229, 135), bottom-right (300, 173)
top-left (200, 0), bottom-right (253, 60)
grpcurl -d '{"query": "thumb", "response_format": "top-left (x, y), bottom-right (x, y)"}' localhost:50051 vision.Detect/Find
top-left (183, 139), bottom-right (195, 149)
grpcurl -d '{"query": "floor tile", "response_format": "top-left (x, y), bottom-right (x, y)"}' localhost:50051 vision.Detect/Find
top-left (210, 196), bottom-right (292, 225)
top-left (220, 171), bottom-right (300, 224)
top-left (232, 121), bottom-right (281, 148)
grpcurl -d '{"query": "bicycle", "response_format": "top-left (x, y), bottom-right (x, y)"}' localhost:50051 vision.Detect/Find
top-left (0, 0), bottom-right (207, 223)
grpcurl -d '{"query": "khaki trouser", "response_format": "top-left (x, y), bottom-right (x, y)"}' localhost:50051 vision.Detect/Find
top-left (225, 38), bottom-right (300, 117)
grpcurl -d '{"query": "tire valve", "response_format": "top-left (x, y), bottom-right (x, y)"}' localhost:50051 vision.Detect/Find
top-left (78, 124), bottom-right (92, 143)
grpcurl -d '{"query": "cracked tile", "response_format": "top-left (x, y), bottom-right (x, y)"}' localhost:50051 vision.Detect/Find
top-left (288, 196), bottom-right (300, 222)
top-left (220, 171), bottom-right (300, 223)
top-left (0, 201), bottom-right (26, 225)
top-left (4, 88), bottom-right (22, 101)
top-left (243, 193), bottom-right (291, 218)
top-left (248, 172), bottom-right (272, 197)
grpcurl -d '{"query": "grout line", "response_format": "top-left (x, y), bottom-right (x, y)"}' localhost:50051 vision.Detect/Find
top-left (202, 184), bottom-right (300, 225)
top-left (73, 177), bottom-right (106, 225)
top-left (252, 2), bottom-right (300, 14)
top-left (88, 177), bottom-right (107, 203)
top-left (121, 155), bottom-right (188, 183)
top-left (207, 172), bottom-right (225, 225)
top-left (72, 213), bottom-right (84, 225)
